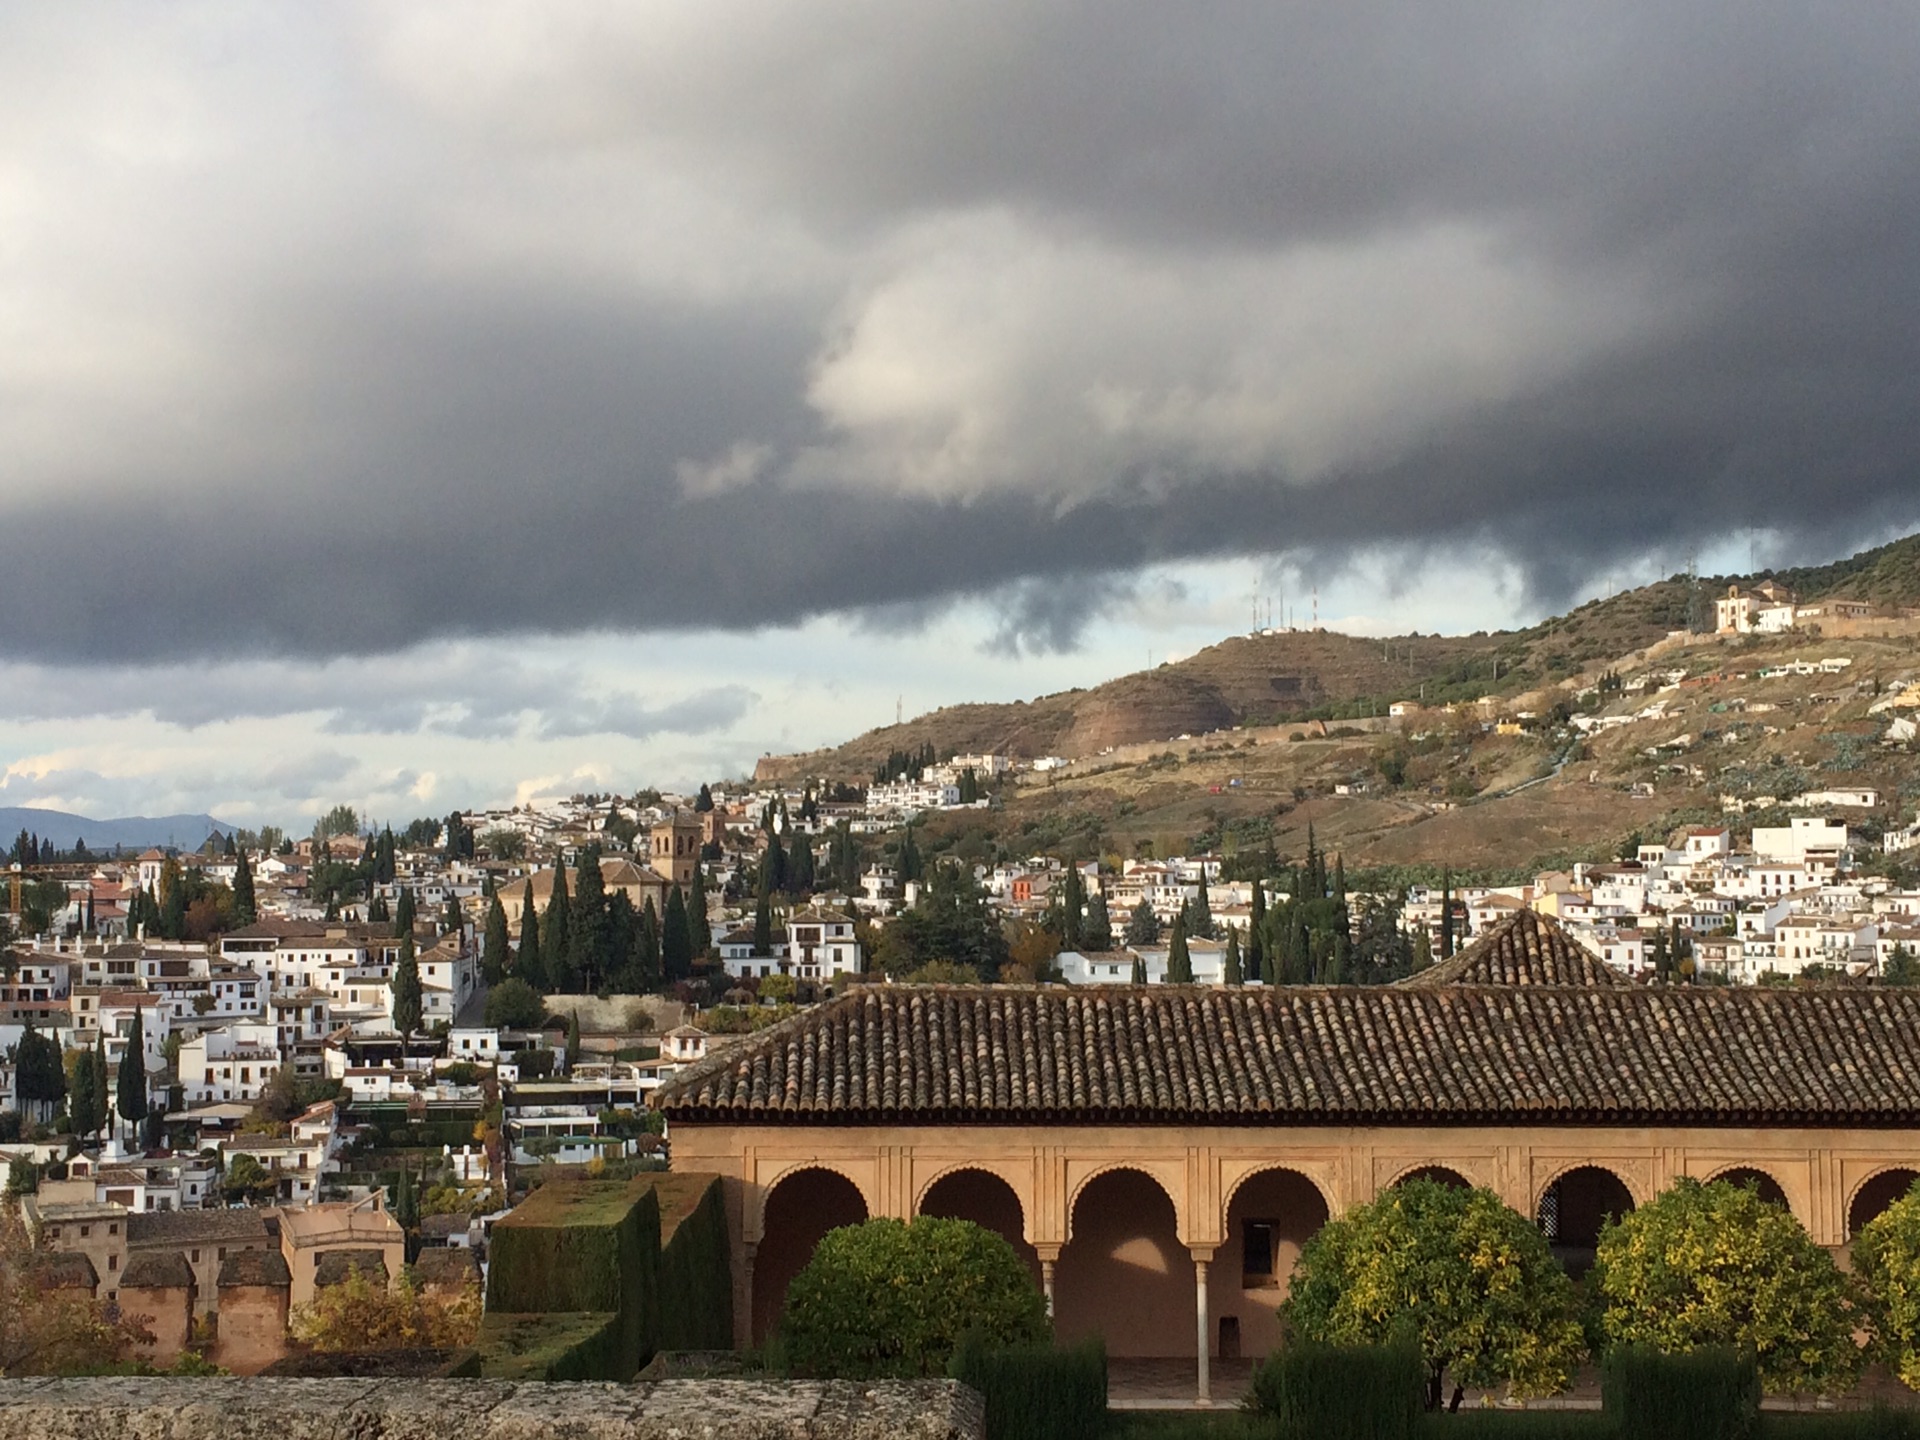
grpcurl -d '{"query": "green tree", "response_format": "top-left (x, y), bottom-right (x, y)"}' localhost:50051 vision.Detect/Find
top-left (568, 848), bottom-right (609, 993)
top-left (67, 1048), bottom-right (98, 1140)
top-left (1221, 927), bottom-right (1243, 986)
top-left (481, 894), bottom-right (511, 987)
top-left (484, 977), bottom-right (546, 1030)
top-left (629, 899), bottom-right (662, 993)
top-left (881, 862), bottom-right (1009, 982)
top-left (315, 804), bottom-right (360, 840)
top-left (1284, 1178), bottom-right (1586, 1410)
top-left (231, 850), bottom-right (257, 926)
top-left (88, 1034), bottom-right (107, 1142)
top-left (897, 824), bottom-right (923, 884)
top-left (688, 857), bottom-right (712, 959)
top-left (1130, 955), bottom-right (1147, 984)
top-left (1124, 899), bottom-right (1160, 946)
top-left (1439, 869), bottom-right (1455, 959)
top-left (392, 886), bottom-right (416, 939)
top-left (694, 783), bottom-right (714, 812)
top-left (1188, 872), bottom-right (1214, 939)
top-left (1885, 945), bottom-right (1920, 986)
top-left (222, 1153), bottom-right (275, 1205)
top-left (1589, 1177), bottom-right (1862, 1394)
top-left (790, 833), bottom-right (816, 895)
top-left (1059, 865), bottom-right (1085, 950)
top-left (1165, 913), bottom-right (1193, 983)
top-left (116, 1011), bottom-right (146, 1143)
top-left (542, 865), bottom-right (573, 991)
top-left (662, 886), bottom-right (694, 984)
top-left (1852, 1178), bottom-right (1920, 1390)
top-left (515, 895), bottom-right (546, 992)
top-left (1083, 886), bottom-right (1113, 951)
top-left (391, 934), bottom-right (423, 1036)
top-left (565, 1011), bottom-right (582, 1069)
top-left (752, 854), bottom-right (775, 957)
top-left (780, 1217), bottom-right (1048, 1379)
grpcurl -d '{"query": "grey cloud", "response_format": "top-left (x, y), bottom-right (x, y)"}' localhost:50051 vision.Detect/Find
top-left (260, 750), bottom-right (359, 799)
top-left (535, 685), bottom-right (756, 742)
top-left (0, 5), bottom-right (1917, 663)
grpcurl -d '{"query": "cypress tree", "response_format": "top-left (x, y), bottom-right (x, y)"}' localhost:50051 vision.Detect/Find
top-left (482, 894), bottom-right (511, 986)
top-left (1248, 876), bottom-right (1267, 981)
top-left (117, 1009), bottom-right (146, 1142)
top-left (1061, 865), bottom-right (1085, 949)
top-left (694, 783), bottom-right (714, 812)
top-left (1124, 898), bottom-right (1161, 946)
top-left (393, 886), bottom-right (416, 939)
top-left (565, 1010), bottom-right (582, 1068)
top-left (897, 825), bottom-right (922, 884)
top-left (569, 849), bottom-right (609, 993)
top-left (1222, 928), bottom-right (1243, 986)
top-left (392, 933), bottom-right (423, 1035)
top-left (543, 864), bottom-right (573, 991)
top-left (232, 851), bottom-right (257, 926)
top-left (89, 1033), bottom-right (108, 1140)
top-left (442, 893), bottom-right (463, 938)
top-left (1411, 924), bottom-right (1433, 973)
top-left (1130, 954), bottom-right (1148, 984)
top-left (1440, 868), bottom-right (1455, 959)
top-left (516, 891), bottom-right (546, 991)
top-left (1166, 913), bottom-right (1193, 983)
top-left (662, 886), bottom-right (693, 984)
top-left (69, 1048), bottom-right (98, 1139)
top-left (1188, 870), bottom-right (1214, 939)
top-left (753, 854), bottom-right (775, 956)
top-left (790, 833), bottom-right (816, 894)
top-left (159, 860), bottom-right (186, 941)
top-left (1084, 887), bottom-right (1113, 951)
top-left (688, 858), bottom-right (712, 958)
top-left (632, 900), bottom-right (662, 993)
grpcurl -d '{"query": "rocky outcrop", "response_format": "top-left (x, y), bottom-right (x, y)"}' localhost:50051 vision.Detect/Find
top-left (0, 1377), bottom-right (984, 1440)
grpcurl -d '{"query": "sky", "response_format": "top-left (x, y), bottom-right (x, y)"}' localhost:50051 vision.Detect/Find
top-left (3, 4), bottom-right (1918, 828)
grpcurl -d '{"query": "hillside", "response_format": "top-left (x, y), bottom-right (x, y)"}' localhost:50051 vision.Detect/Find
top-left (757, 529), bottom-right (1920, 788)
top-left (0, 806), bottom-right (236, 854)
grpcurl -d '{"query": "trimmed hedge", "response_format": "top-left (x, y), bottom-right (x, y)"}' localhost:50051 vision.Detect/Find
top-left (948, 1334), bottom-right (1106, 1440)
top-left (474, 1312), bottom-right (625, 1381)
top-left (1247, 1340), bottom-right (1424, 1440)
top-left (1601, 1344), bottom-right (1760, 1440)
top-left (476, 1172), bottom-right (731, 1381)
top-left (484, 1177), bottom-right (660, 1378)
top-left (654, 1173), bottom-right (734, 1352)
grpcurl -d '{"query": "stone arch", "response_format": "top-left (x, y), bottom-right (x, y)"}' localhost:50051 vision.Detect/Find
top-left (917, 1166), bottom-right (1041, 1285)
top-left (1066, 1161), bottom-right (1188, 1239)
top-left (1391, 1164), bottom-right (1473, 1190)
top-left (751, 1165), bottom-right (869, 1344)
top-left (1535, 1165), bottom-right (1635, 1279)
top-left (1707, 1165), bottom-right (1789, 1210)
top-left (1056, 1166), bottom-right (1191, 1358)
top-left (1848, 1167), bottom-right (1920, 1240)
top-left (1214, 1166), bottom-right (1331, 1361)
top-left (748, 1160), bottom-right (873, 1240)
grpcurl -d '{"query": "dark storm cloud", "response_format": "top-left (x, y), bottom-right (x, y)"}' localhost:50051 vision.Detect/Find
top-left (2, 2), bottom-right (1918, 666)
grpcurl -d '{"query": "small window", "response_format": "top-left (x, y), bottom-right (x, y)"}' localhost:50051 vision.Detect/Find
top-left (81, 1225), bottom-right (91, 1238)
top-left (1242, 1220), bottom-right (1277, 1288)
top-left (108, 1254), bottom-right (118, 1271)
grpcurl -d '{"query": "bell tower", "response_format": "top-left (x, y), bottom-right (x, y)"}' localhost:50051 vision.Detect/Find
top-left (649, 811), bottom-right (702, 890)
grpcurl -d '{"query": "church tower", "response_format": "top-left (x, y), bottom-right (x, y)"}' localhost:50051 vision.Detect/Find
top-left (649, 811), bottom-right (702, 890)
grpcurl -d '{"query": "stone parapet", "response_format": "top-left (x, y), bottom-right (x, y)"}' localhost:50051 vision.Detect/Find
top-left (0, 1377), bottom-right (984, 1440)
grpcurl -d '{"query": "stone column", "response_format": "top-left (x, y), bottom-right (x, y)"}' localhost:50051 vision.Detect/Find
top-left (738, 1242), bottom-right (758, 1350)
top-left (1193, 1253), bottom-right (1212, 1407)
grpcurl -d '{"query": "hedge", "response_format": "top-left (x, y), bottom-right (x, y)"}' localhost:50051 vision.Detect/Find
top-left (474, 1312), bottom-right (625, 1381)
top-left (1601, 1344), bottom-right (1760, 1440)
top-left (654, 1173), bottom-right (734, 1352)
top-left (476, 1172), bottom-right (731, 1380)
top-left (1247, 1340), bottom-right (1424, 1440)
top-left (484, 1176), bottom-right (660, 1378)
top-left (948, 1334), bottom-right (1106, 1440)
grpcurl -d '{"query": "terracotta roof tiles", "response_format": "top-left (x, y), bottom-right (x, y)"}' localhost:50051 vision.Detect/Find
top-left (657, 978), bottom-right (1920, 1127)
top-left (1399, 910), bottom-right (1625, 988)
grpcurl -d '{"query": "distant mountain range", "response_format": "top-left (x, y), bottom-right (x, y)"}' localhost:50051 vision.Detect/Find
top-left (0, 806), bottom-right (236, 855)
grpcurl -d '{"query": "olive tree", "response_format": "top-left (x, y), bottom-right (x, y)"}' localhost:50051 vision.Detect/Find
top-left (1282, 1177), bottom-right (1587, 1410)
top-left (1589, 1176), bottom-right (1863, 1394)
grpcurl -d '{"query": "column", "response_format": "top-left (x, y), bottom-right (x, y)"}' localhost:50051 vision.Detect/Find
top-left (738, 1242), bottom-right (757, 1350)
top-left (1193, 1254), bottom-right (1212, 1406)
top-left (1041, 1260), bottom-right (1057, 1317)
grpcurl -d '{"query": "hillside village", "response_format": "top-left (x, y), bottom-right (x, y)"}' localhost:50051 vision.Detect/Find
top-left (5, 549), bottom-right (1920, 1369)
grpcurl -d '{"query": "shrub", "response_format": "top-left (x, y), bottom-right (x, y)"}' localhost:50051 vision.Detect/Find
top-left (1283, 1178), bottom-right (1587, 1409)
top-left (1600, 1344), bottom-right (1759, 1440)
top-left (1850, 1177), bottom-right (1920, 1390)
top-left (780, 1217), bottom-right (1048, 1379)
top-left (1589, 1177), bottom-right (1862, 1394)
top-left (948, 1333), bottom-right (1105, 1440)
top-left (654, 1174), bottom-right (734, 1353)
top-left (485, 978), bottom-right (546, 1030)
top-left (290, 1269), bottom-right (482, 1352)
top-left (1246, 1340), bottom-right (1423, 1440)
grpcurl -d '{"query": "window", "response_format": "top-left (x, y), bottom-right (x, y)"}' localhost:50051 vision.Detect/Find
top-left (108, 1254), bottom-right (118, 1271)
top-left (81, 1225), bottom-right (91, 1238)
top-left (1242, 1220), bottom-right (1277, 1287)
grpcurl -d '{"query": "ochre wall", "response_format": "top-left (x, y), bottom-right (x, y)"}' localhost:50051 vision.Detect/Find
top-left (667, 1121), bottom-right (1920, 1352)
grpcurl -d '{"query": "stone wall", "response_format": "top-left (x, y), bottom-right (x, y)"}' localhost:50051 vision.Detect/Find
top-left (0, 1377), bottom-right (983, 1440)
